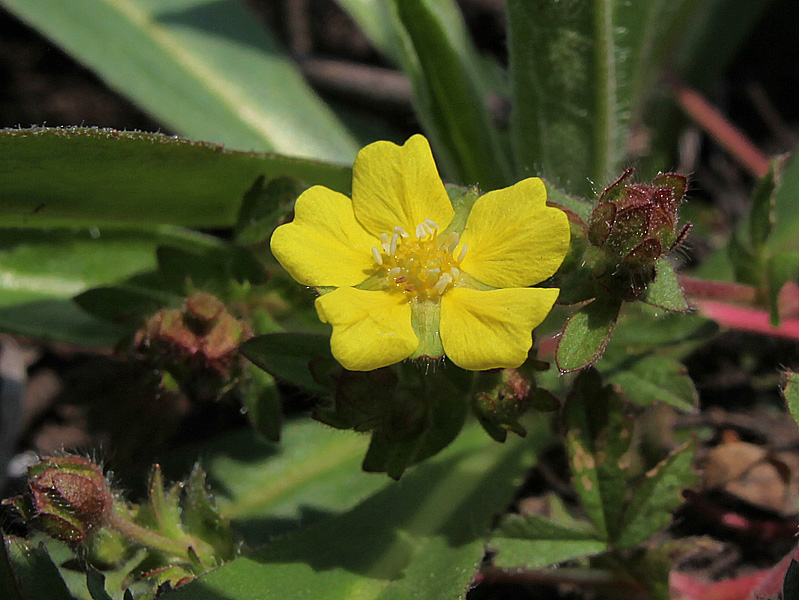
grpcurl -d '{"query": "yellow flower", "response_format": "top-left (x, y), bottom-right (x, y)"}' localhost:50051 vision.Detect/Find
top-left (271, 135), bottom-right (570, 371)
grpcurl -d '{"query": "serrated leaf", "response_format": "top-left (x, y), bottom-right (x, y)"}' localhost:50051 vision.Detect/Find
top-left (0, 128), bottom-right (350, 228)
top-left (0, 1), bottom-right (359, 160)
top-left (599, 354), bottom-right (698, 411)
top-left (162, 420), bottom-right (548, 600)
top-left (389, 0), bottom-right (510, 188)
top-left (556, 298), bottom-right (621, 372)
top-left (241, 333), bottom-right (334, 396)
top-left (615, 442), bottom-right (697, 548)
top-left (182, 465), bottom-right (237, 562)
top-left (784, 372), bottom-right (799, 428)
top-left (563, 370), bottom-right (633, 541)
top-left (642, 259), bottom-right (690, 312)
top-left (491, 538), bottom-right (607, 570)
top-left (2, 536), bottom-right (77, 600)
top-left (86, 570), bottom-right (114, 600)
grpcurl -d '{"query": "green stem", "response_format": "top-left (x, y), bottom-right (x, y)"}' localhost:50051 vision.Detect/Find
top-left (106, 510), bottom-right (215, 564)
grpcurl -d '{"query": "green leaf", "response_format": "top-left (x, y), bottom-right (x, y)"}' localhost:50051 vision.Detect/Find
top-left (335, 0), bottom-right (399, 61)
top-left (234, 176), bottom-right (303, 248)
top-left (163, 420), bottom-right (547, 600)
top-left (556, 298), bottom-right (621, 372)
top-left (0, 128), bottom-right (350, 228)
top-left (0, 535), bottom-right (23, 600)
top-left (599, 354), bottom-right (698, 411)
top-left (784, 372), bottom-right (799, 428)
top-left (728, 230), bottom-right (761, 287)
top-left (563, 369), bottom-right (634, 541)
top-left (609, 309), bottom-right (718, 349)
top-left (545, 184), bottom-right (593, 225)
top-left (766, 251), bottom-right (799, 326)
top-left (0, 299), bottom-right (128, 347)
top-left (0, 1), bottom-right (359, 160)
top-left (766, 146), bottom-right (799, 253)
top-left (74, 285), bottom-right (179, 325)
top-left (389, 0), bottom-right (510, 188)
top-left (615, 442), bottom-right (697, 548)
top-left (750, 160), bottom-right (780, 250)
top-left (491, 511), bottom-right (606, 569)
top-left (1, 535), bottom-right (77, 600)
top-left (0, 227), bottom-right (211, 307)
top-left (182, 464), bottom-right (237, 562)
top-left (642, 259), bottom-right (690, 312)
top-left (86, 570), bottom-right (114, 600)
top-left (507, 0), bottom-right (690, 196)
top-left (240, 363), bottom-right (283, 442)
top-left (241, 333), bottom-right (334, 397)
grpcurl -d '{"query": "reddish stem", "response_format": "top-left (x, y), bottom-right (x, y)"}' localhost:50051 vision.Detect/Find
top-left (672, 81), bottom-right (770, 178)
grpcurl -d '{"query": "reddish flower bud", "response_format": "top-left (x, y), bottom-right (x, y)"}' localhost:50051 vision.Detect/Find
top-left (134, 293), bottom-right (252, 389)
top-left (588, 169), bottom-right (690, 270)
top-left (14, 456), bottom-right (114, 544)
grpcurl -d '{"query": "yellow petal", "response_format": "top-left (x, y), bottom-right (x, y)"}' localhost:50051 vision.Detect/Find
top-left (270, 186), bottom-right (378, 287)
top-left (459, 178), bottom-right (570, 288)
top-left (440, 286), bottom-right (559, 370)
top-left (316, 287), bottom-right (417, 371)
top-left (352, 135), bottom-right (454, 236)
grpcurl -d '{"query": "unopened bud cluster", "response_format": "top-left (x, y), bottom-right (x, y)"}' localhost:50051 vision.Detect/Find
top-left (586, 169), bottom-right (690, 298)
top-left (134, 292), bottom-right (252, 399)
top-left (589, 169), bottom-right (688, 263)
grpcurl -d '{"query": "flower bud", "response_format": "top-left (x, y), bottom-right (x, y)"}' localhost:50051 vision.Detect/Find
top-left (134, 293), bottom-right (252, 399)
top-left (588, 169), bottom-right (690, 270)
top-left (17, 456), bottom-right (113, 544)
top-left (472, 369), bottom-right (533, 441)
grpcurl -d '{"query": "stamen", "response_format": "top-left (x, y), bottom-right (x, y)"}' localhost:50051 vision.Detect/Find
top-left (396, 275), bottom-right (406, 283)
top-left (380, 233), bottom-right (390, 252)
top-left (394, 226), bottom-right (409, 238)
top-left (424, 218), bottom-right (439, 229)
top-left (415, 224), bottom-right (426, 239)
top-left (427, 268), bottom-right (441, 277)
top-left (390, 233), bottom-right (399, 255)
top-left (432, 273), bottom-right (453, 295)
top-left (446, 232), bottom-right (460, 252)
top-left (388, 267), bottom-right (401, 277)
top-left (457, 244), bottom-right (468, 262)
top-left (451, 267), bottom-right (460, 279)
top-left (371, 247), bottom-right (383, 265)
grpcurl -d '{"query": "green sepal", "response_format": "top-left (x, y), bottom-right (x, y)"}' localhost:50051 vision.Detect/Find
top-left (641, 258), bottom-right (690, 313)
top-left (409, 300), bottom-right (444, 360)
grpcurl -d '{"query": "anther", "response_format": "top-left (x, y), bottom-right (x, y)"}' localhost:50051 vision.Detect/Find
top-left (446, 232), bottom-right (460, 252)
top-left (371, 247), bottom-right (383, 265)
top-left (390, 233), bottom-right (399, 255)
top-left (388, 267), bottom-right (401, 277)
top-left (424, 218), bottom-right (439, 229)
top-left (432, 273), bottom-right (453, 295)
top-left (427, 268), bottom-right (441, 276)
top-left (394, 226), bottom-right (409, 238)
top-left (457, 244), bottom-right (468, 262)
top-left (415, 224), bottom-right (426, 239)
top-left (451, 267), bottom-right (460, 279)
top-left (380, 233), bottom-right (390, 252)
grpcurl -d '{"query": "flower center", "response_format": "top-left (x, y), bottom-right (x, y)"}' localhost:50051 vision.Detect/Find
top-left (371, 219), bottom-right (466, 300)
